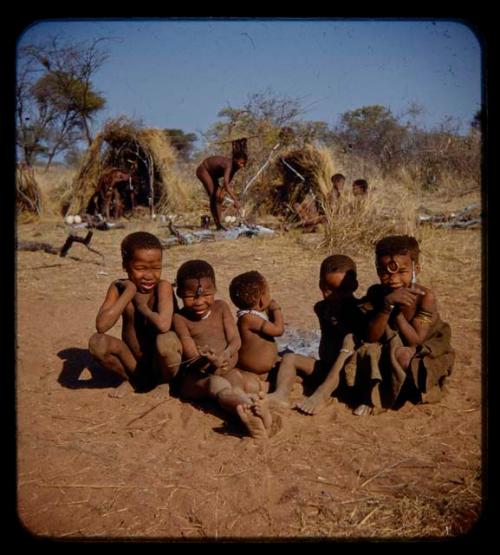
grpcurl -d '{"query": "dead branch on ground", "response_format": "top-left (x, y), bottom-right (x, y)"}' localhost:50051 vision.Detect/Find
top-left (17, 230), bottom-right (105, 261)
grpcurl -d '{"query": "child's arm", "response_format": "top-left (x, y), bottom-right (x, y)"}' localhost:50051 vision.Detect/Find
top-left (95, 279), bottom-right (137, 333)
top-left (221, 301), bottom-right (242, 358)
top-left (173, 314), bottom-right (200, 360)
top-left (132, 280), bottom-right (174, 333)
top-left (222, 163), bottom-right (240, 209)
top-left (265, 300), bottom-right (285, 336)
top-left (394, 288), bottom-right (437, 346)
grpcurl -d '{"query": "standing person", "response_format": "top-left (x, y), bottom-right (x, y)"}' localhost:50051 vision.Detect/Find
top-left (195, 139), bottom-right (248, 230)
top-left (346, 235), bottom-right (455, 415)
top-left (267, 255), bottom-right (366, 414)
top-left (88, 232), bottom-right (182, 398)
top-left (173, 259), bottom-right (272, 439)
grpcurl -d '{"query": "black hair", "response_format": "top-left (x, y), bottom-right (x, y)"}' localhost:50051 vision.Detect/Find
top-left (176, 259), bottom-right (216, 290)
top-left (320, 255), bottom-right (357, 281)
top-left (375, 235), bottom-right (420, 263)
top-left (121, 232), bottom-right (162, 268)
top-left (229, 271), bottom-right (267, 310)
top-left (331, 173), bottom-right (346, 185)
top-left (352, 179), bottom-right (368, 193)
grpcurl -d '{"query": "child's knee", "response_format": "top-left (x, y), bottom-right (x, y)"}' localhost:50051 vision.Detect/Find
top-left (88, 332), bottom-right (108, 358)
top-left (156, 331), bottom-right (182, 358)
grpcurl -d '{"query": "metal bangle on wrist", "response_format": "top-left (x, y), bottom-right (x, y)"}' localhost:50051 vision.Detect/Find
top-left (382, 300), bottom-right (395, 314)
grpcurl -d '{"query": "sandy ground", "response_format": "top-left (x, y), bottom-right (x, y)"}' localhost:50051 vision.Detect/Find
top-left (15, 217), bottom-right (483, 541)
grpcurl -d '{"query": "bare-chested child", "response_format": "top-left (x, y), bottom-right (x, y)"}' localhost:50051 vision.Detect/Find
top-left (267, 255), bottom-right (365, 414)
top-left (88, 232), bottom-right (182, 398)
top-left (330, 173), bottom-right (346, 202)
top-left (229, 271), bottom-right (285, 392)
top-left (173, 260), bottom-right (272, 439)
top-left (195, 154), bottom-right (247, 230)
top-left (351, 234), bottom-right (455, 415)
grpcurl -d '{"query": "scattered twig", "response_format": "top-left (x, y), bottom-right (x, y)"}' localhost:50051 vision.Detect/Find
top-left (357, 507), bottom-right (379, 527)
top-left (126, 399), bottom-right (168, 427)
top-left (360, 458), bottom-right (413, 488)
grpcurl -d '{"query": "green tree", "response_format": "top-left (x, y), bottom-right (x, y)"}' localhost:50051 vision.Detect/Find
top-left (16, 36), bottom-right (108, 167)
top-left (334, 104), bottom-right (408, 171)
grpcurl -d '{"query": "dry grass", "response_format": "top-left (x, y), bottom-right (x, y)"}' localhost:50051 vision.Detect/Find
top-left (321, 175), bottom-right (419, 254)
top-left (16, 163), bottom-right (43, 216)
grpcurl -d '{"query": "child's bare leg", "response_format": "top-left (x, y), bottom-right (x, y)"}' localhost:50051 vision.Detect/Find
top-left (235, 369), bottom-right (268, 394)
top-left (88, 332), bottom-right (137, 398)
top-left (268, 353), bottom-right (315, 408)
top-left (395, 346), bottom-right (417, 370)
top-left (208, 376), bottom-right (269, 439)
top-left (156, 331), bottom-right (183, 382)
top-left (296, 334), bottom-right (355, 415)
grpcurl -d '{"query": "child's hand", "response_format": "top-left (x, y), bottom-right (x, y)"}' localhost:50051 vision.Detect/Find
top-left (115, 279), bottom-right (136, 294)
top-left (268, 299), bottom-right (281, 312)
top-left (198, 345), bottom-right (218, 363)
top-left (385, 287), bottom-right (422, 308)
top-left (133, 291), bottom-right (151, 308)
top-left (198, 345), bottom-right (229, 372)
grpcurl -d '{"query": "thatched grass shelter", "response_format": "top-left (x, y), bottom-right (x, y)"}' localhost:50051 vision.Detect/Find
top-left (64, 118), bottom-right (188, 218)
top-left (242, 144), bottom-right (336, 218)
top-left (16, 162), bottom-right (43, 216)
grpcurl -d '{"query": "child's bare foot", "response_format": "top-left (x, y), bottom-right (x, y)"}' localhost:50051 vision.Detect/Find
top-left (149, 382), bottom-right (170, 399)
top-left (294, 392), bottom-right (329, 415)
top-left (266, 392), bottom-right (291, 409)
top-left (109, 380), bottom-right (133, 399)
top-left (236, 404), bottom-right (268, 440)
top-left (252, 398), bottom-right (273, 429)
top-left (353, 404), bottom-right (372, 416)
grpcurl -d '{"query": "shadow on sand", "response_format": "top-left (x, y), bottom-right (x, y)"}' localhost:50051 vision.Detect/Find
top-left (57, 347), bottom-right (123, 390)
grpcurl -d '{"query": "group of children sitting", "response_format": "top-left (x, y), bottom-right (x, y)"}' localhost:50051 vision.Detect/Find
top-left (89, 231), bottom-right (455, 440)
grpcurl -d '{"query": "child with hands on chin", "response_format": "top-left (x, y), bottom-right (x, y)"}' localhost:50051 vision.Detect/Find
top-left (348, 235), bottom-right (455, 415)
top-left (88, 232), bottom-right (182, 398)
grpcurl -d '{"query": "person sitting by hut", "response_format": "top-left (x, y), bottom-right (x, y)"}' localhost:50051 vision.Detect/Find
top-left (352, 178), bottom-right (369, 197)
top-left (290, 193), bottom-right (326, 232)
top-left (195, 139), bottom-right (248, 230)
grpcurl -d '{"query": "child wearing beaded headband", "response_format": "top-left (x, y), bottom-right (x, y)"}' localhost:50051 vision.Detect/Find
top-left (345, 235), bottom-right (455, 415)
top-left (173, 260), bottom-right (273, 439)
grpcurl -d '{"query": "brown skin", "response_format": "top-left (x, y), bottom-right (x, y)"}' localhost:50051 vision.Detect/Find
top-left (196, 156), bottom-right (246, 230)
top-left (267, 270), bottom-right (358, 414)
top-left (366, 253), bottom-right (437, 367)
top-left (330, 177), bottom-right (346, 201)
top-left (288, 194), bottom-right (325, 231)
top-left (88, 248), bottom-right (181, 398)
top-left (173, 276), bottom-right (271, 439)
top-left (235, 282), bottom-right (285, 393)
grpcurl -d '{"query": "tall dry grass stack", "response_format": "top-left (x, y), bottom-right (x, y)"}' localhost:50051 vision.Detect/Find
top-left (321, 176), bottom-right (420, 254)
top-left (65, 117), bottom-right (188, 218)
top-left (16, 162), bottom-right (43, 216)
top-left (243, 144), bottom-right (336, 216)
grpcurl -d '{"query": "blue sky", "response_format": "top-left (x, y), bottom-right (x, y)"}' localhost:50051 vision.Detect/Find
top-left (18, 18), bottom-right (482, 142)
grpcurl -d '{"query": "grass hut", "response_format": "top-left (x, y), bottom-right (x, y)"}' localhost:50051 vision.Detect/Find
top-left (242, 144), bottom-right (335, 218)
top-left (65, 117), bottom-right (188, 218)
top-left (16, 162), bottom-right (43, 217)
